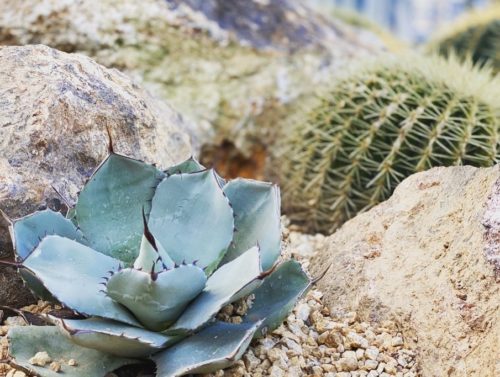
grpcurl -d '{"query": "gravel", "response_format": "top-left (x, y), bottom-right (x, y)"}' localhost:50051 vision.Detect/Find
top-left (0, 224), bottom-right (421, 376)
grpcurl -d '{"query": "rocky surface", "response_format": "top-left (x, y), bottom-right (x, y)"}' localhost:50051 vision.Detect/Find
top-left (0, 45), bottom-right (192, 307)
top-left (0, 229), bottom-right (421, 377)
top-left (0, 0), bottom-right (384, 160)
top-left (311, 166), bottom-right (500, 377)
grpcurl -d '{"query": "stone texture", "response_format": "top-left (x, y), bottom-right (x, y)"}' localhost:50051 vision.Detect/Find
top-left (0, 45), bottom-right (192, 307)
top-left (311, 165), bottom-right (500, 377)
top-left (0, 0), bottom-right (383, 159)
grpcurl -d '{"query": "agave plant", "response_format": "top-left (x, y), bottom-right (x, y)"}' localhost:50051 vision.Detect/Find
top-left (3, 152), bottom-right (312, 377)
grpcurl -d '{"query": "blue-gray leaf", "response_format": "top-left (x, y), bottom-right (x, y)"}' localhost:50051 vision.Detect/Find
top-left (52, 317), bottom-right (179, 358)
top-left (106, 265), bottom-right (206, 331)
top-left (149, 170), bottom-right (234, 275)
top-left (222, 179), bottom-right (281, 271)
top-left (164, 157), bottom-right (205, 175)
top-left (152, 321), bottom-right (261, 377)
top-left (134, 232), bottom-right (174, 272)
top-left (8, 326), bottom-right (136, 377)
top-left (168, 246), bottom-right (262, 334)
top-left (11, 209), bottom-right (87, 261)
top-left (244, 260), bottom-right (311, 338)
top-left (23, 235), bottom-right (140, 326)
top-left (75, 154), bottom-right (164, 264)
top-left (164, 157), bottom-right (226, 186)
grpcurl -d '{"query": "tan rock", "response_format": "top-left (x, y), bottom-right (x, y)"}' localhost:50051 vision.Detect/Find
top-left (28, 351), bottom-right (51, 366)
top-left (312, 166), bottom-right (500, 377)
top-left (49, 361), bottom-right (61, 372)
top-left (6, 370), bottom-right (27, 377)
top-left (67, 359), bottom-right (77, 367)
top-left (0, 45), bottom-right (191, 307)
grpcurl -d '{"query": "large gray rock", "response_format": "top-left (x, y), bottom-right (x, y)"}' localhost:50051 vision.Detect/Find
top-left (0, 0), bottom-right (384, 160)
top-left (311, 165), bottom-right (500, 376)
top-left (0, 45), bottom-right (192, 307)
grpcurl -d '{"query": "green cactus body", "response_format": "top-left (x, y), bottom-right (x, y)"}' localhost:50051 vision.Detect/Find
top-left (278, 55), bottom-right (500, 234)
top-left (428, 6), bottom-right (500, 74)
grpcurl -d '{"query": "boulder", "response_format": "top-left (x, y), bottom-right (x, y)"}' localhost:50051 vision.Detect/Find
top-left (0, 0), bottom-right (383, 167)
top-left (311, 165), bottom-right (499, 376)
top-left (0, 45), bottom-right (192, 307)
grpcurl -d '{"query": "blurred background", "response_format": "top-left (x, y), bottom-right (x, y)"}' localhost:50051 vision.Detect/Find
top-left (310, 0), bottom-right (491, 42)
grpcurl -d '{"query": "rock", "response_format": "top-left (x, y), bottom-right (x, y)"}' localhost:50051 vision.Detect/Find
top-left (49, 361), bottom-right (61, 373)
top-left (0, 45), bottom-right (191, 307)
top-left (0, 0), bottom-right (383, 175)
top-left (346, 331), bottom-right (369, 349)
top-left (365, 347), bottom-right (380, 361)
top-left (312, 166), bottom-right (500, 377)
top-left (67, 359), bottom-right (77, 367)
top-left (364, 359), bottom-right (379, 371)
top-left (337, 351), bottom-right (359, 372)
top-left (6, 371), bottom-right (27, 377)
top-left (28, 351), bottom-right (52, 367)
top-left (295, 303), bottom-right (311, 322)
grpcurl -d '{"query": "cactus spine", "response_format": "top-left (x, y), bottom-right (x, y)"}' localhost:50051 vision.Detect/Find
top-left (278, 55), bottom-right (500, 234)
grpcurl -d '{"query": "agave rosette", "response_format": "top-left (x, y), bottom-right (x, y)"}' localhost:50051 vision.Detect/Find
top-left (5, 153), bottom-right (311, 377)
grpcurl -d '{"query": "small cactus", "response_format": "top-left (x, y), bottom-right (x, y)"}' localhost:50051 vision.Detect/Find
top-left (427, 5), bottom-right (500, 74)
top-left (277, 54), bottom-right (500, 234)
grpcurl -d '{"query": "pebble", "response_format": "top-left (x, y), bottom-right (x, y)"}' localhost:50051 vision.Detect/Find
top-left (346, 331), bottom-right (369, 349)
top-left (365, 359), bottom-right (379, 370)
top-left (392, 336), bottom-right (404, 347)
top-left (295, 303), bottom-right (311, 322)
top-left (68, 358), bottom-right (78, 366)
top-left (28, 351), bottom-right (52, 366)
top-left (365, 346), bottom-right (380, 361)
top-left (49, 361), bottom-right (62, 372)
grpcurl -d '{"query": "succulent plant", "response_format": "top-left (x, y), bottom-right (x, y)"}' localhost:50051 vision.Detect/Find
top-left (427, 5), bottom-right (500, 74)
top-left (3, 152), bottom-right (312, 377)
top-left (277, 54), bottom-right (500, 234)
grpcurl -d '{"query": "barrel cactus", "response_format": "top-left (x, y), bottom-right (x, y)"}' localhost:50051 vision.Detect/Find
top-left (277, 55), bottom-right (500, 234)
top-left (427, 5), bottom-right (500, 74)
top-left (3, 153), bottom-right (312, 377)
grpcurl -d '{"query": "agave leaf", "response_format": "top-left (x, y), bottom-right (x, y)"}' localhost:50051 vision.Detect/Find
top-left (165, 157), bottom-right (226, 186)
top-left (106, 265), bottom-right (206, 331)
top-left (8, 326), bottom-right (136, 377)
top-left (164, 157), bottom-right (205, 175)
top-left (75, 154), bottom-right (164, 264)
top-left (66, 206), bottom-right (77, 223)
top-left (10, 209), bottom-right (86, 261)
top-left (9, 209), bottom-right (87, 300)
top-left (23, 235), bottom-right (140, 326)
top-left (243, 260), bottom-right (311, 338)
top-left (222, 179), bottom-right (281, 271)
top-left (153, 321), bottom-right (261, 377)
top-left (134, 214), bottom-right (175, 272)
top-left (149, 170), bottom-right (234, 274)
top-left (52, 317), bottom-right (179, 358)
top-left (168, 247), bottom-right (262, 334)
top-left (18, 269), bottom-right (54, 302)
top-left (134, 233), bottom-right (174, 272)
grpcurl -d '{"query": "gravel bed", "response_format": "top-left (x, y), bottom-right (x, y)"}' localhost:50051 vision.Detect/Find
top-left (0, 228), bottom-right (421, 377)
